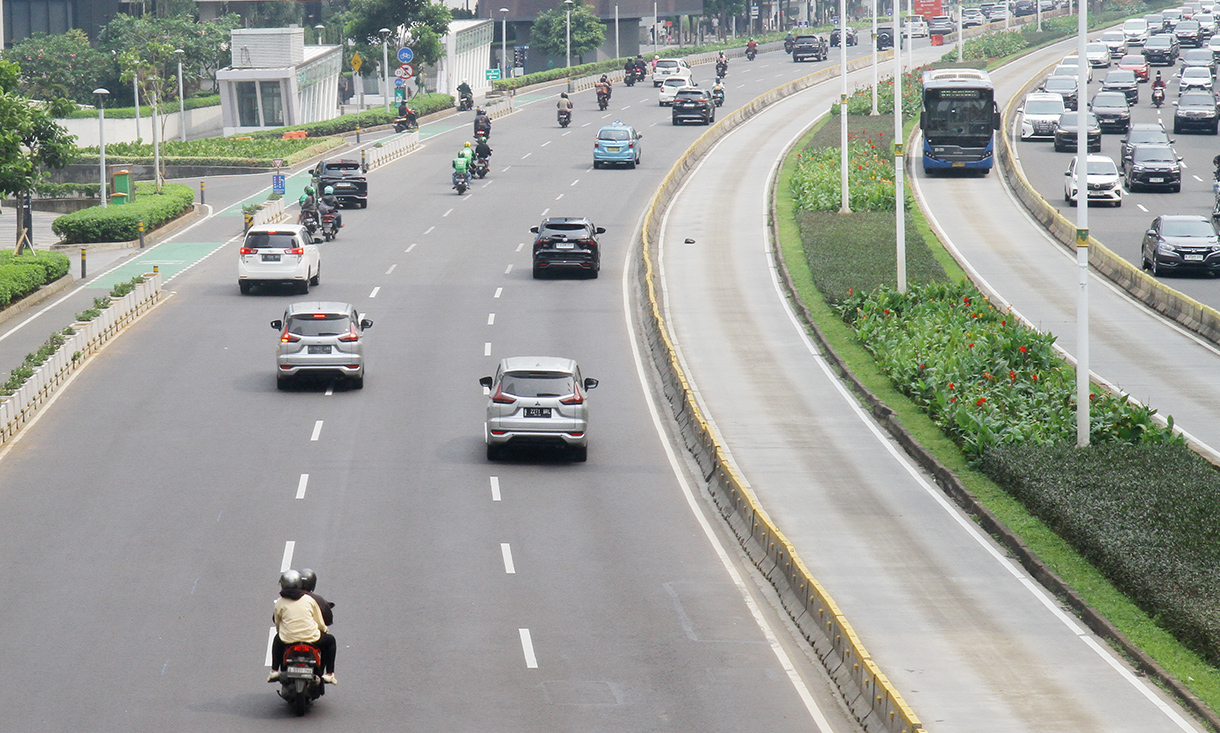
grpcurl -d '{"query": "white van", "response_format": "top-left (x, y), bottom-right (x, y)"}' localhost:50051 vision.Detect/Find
top-left (903, 15), bottom-right (929, 37)
top-left (652, 58), bottom-right (692, 86)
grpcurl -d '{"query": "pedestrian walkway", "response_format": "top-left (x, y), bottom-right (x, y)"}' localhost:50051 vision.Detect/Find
top-left (0, 208), bottom-right (62, 251)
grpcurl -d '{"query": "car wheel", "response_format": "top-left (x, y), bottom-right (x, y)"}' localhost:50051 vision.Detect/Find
top-left (1054, 141), bottom-right (1064, 152)
top-left (1173, 183), bottom-right (1182, 192)
top-left (1114, 199), bottom-right (1122, 208)
top-left (487, 443), bottom-right (502, 461)
top-left (360, 201), bottom-right (368, 209)
top-left (296, 277), bottom-right (309, 295)
top-left (1151, 255), bottom-right (1161, 276)
top-left (672, 118), bottom-right (679, 125)
top-left (570, 445), bottom-right (588, 462)
top-left (239, 281), bottom-right (251, 295)
top-left (1174, 122), bottom-right (1182, 134)
top-left (351, 374), bottom-right (364, 389)
top-left (276, 376), bottom-right (289, 391)
top-left (310, 266), bottom-right (320, 286)
top-left (593, 161), bottom-right (600, 169)
top-left (532, 265), bottom-right (543, 279)
top-left (628, 158), bottom-right (636, 169)
top-left (1212, 123), bottom-right (1218, 134)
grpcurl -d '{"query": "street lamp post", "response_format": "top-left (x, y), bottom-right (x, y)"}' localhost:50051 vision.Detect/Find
top-left (564, 0), bottom-right (574, 69)
top-left (654, 0), bottom-right (659, 53)
top-left (94, 88), bottom-right (110, 208)
top-left (379, 28), bottom-right (391, 113)
top-left (315, 24), bottom-right (325, 45)
top-left (500, 8), bottom-right (510, 78)
top-left (615, 3), bottom-right (620, 60)
top-left (175, 49), bottom-right (185, 143)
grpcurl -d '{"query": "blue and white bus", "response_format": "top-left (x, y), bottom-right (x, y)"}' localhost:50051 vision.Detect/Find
top-left (920, 68), bottom-right (1001, 174)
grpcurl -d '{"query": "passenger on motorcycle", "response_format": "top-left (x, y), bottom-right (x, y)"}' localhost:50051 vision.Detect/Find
top-left (459, 140), bottom-right (475, 163)
top-left (557, 92), bottom-right (573, 115)
top-left (268, 570), bottom-right (337, 685)
top-left (298, 186), bottom-right (319, 226)
top-left (318, 186), bottom-right (341, 229)
top-left (452, 155), bottom-right (471, 187)
top-left (474, 136), bottom-right (492, 160)
top-left (595, 76), bottom-right (612, 106)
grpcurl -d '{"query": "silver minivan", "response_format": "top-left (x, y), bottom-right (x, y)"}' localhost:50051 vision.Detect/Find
top-left (271, 301), bottom-right (372, 389)
top-left (480, 357), bottom-right (598, 461)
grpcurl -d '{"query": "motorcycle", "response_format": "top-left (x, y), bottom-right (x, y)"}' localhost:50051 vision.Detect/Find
top-left (716, 61), bottom-right (728, 78)
top-left (597, 90), bottom-right (610, 110)
top-left (320, 212), bottom-right (339, 242)
top-left (393, 112), bottom-right (418, 133)
top-left (458, 92), bottom-right (474, 112)
top-left (473, 155), bottom-right (490, 179)
top-left (712, 86), bottom-right (725, 107)
top-left (784, 38), bottom-right (795, 54)
top-left (625, 69), bottom-right (637, 86)
top-left (277, 642), bottom-right (326, 716)
top-left (474, 117), bottom-right (492, 139)
top-left (746, 46), bottom-right (757, 61)
top-left (453, 171), bottom-right (470, 194)
top-left (1152, 85), bottom-right (1165, 108)
top-left (558, 109), bottom-right (572, 128)
top-left (300, 211), bottom-right (321, 243)
top-left (634, 67), bottom-right (648, 84)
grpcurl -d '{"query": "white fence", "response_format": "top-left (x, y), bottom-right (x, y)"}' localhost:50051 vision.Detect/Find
top-left (251, 198), bottom-right (289, 227)
top-left (62, 105), bottom-right (225, 148)
top-left (365, 130), bottom-right (422, 170)
top-left (0, 272), bottom-right (163, 448)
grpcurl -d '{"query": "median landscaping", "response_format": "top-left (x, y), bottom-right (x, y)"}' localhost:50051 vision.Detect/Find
top-left (778, 71), bottom-right (1220, 713)
top-left (0, 250), bottom-right (70, 309)
top-left (51, 181), bottom-right (195, 244)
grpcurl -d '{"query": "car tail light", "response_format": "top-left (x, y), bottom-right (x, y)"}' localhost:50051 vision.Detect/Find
top-left (491, 386), bottom-right (516, 404)
top-left (560, 386), bottom-right (584, 405)
top-left (286, 247), bottom-right (305, 255)
top-left (337, 324), bottom-right (360, 342)
top-left (240, 247), bottom-right (256, 255)
top-left (281, 330), bottom-right (300, 343)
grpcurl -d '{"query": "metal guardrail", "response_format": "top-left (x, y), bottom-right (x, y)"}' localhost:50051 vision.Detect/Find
top-left (635, 53), bottom-right (923, 733)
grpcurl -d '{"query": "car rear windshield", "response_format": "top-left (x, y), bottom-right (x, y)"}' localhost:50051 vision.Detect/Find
top-left (795, 35), bottom-right (819, 41)
top-left (244, 233), bottom-right (298, 249)
top-left (1119, 55), bottom-right (1145, 64)
top-left (543, 222), bottom-right (590, 232)
top-left (500, 372), bottom-right (575, 398)
top-left (1163, 219), bottom-right (1216, 237)
top-left (287, 314), bottom-right (352, 337)
top-left (325, 162), bottom-right (361, 171)
top-left (676, 90), bottom-right (705, 98)
top-left (599, 129), bottom-right (630, 140)
top-left (656, 60), bottom-right (679, 68)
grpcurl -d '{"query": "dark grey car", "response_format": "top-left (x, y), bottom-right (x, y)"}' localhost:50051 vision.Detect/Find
top-left (1101, 68), bottom-right (1140, 104)
top-left (1172, 90), bottom-right (1219, 133)
top-left (1120, 122), bottom-right (1174, 165)
top-left (1142, 215), bottom-right (1220, 276)
top-left (1053, 112), bottom-right (1102, 152)
top-left (1122, 143), bottom-right (1182, 191)
top-left (1089, 91), bottom-right (1131, 132)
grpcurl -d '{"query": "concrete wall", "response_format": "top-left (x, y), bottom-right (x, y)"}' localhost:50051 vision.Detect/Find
top-left (61, 105), bottom-right (225, 148)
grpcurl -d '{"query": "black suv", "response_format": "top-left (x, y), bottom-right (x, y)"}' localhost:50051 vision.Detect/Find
top-left (1122, 143), bottom-right (1182, 191)
top-left (1173, 90), bottom-right (1219, 133)
top-left (876, 26), bottom-right (900, 50)
top-left (311, 159), bottom-right (367, 208)
top-left (1175, 19), bottom-right (1204, 47)
top-left (791, 34), bottom-right (828, 61)
top-left (1100, 68), bottom-right (1140, 104)
top-left (531, 218), bottom-right (605, 279)
top-left (830, 27), bottom-right (857, 46)
top-left (1143, 33), bottom-right (1180, 64)
top-left (672, 88), bottom-right (715, 125)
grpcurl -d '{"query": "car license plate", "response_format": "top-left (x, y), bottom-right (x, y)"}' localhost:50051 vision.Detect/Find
top-left (556, 242), bottom-right (575, 249)
top-left (261, 253), bottom-right (281, 262)
top-left (308, 345), bottom-right (331, 354)
top-left (1186, 254), bottom-right (1205, 261)
top-left (524, 407), bottom-right (551, 418)
top-left (337, 182), bottom-right (353, 187)
top-left (1150, 177), bottom-right (1164, 183)
top-left (607, 146), bottom-right (620, 151)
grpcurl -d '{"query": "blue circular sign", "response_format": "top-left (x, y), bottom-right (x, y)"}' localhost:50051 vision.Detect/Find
top-left (397, 47), bottom-right (414, 64)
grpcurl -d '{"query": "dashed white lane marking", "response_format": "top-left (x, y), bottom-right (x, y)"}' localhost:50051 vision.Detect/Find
top-left (490, 476), bottom-right (501, 501)
top-left (484, 342), bottom-right (492, 356)
top-left (494, 287), bottom-right (503, 298)
top-left (562, 131), bottom-right (572, 136)
top-left (324, 385), bottom-right (334, 396)
top-left (505, 264), bottom-right (513, 274)
top-left (503, 166), bottom-right (512, 172)
top-left (601, 113), bottom-right (612, 118)
top-left (1138, 203), bottom-right (1149, 212)
top-left (310, 421), bottom-right (323, 441)
top-left (369, 286), bottom-right (380, 298)
top-left (736, 83), bottom-right (746, 88)
top-left (522, 152), bottom-right (533, 159)
top-left (570, 179), bottom-right (580, 186)
top-left (406, 243), bottom-right (417, 252)
top-left (1194, 174), bottom-right (1204, 182)
top-left (424, 226), bottom-right (435, 234)
top-left (515, 242), bottom-right (525, 252)
top-left (519, 629), bottom-right (538, 668)
top-left (622, 104), bottom-right (631, 109)
top-left (581, 122), bottom-right (591, 127)
top-left (443, 207), bottom-right (454, 217)
top-left (541, 140), bottom-right (552, 147)
top-left (650, 121), bottom-right (660, 126)
top-left (482, 179), bottom-right (495, 188)
top-left (501, 543), bottom-right (516, 574)
top-left (386, 264), bottom-right (397, 274)
top-left (555, 193), bottom-right (564, 201)
top-left (296, 474), bottom-right (309, 500)
top-left (540, 207), bottom-right (550, 217)
top-left (280, 541), bottom-right (295, 572)
top-left (487, 313), bottom-right (496, 325)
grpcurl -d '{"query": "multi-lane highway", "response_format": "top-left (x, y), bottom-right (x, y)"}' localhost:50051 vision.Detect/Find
top-left (0, 46), bottom-right (888, 730)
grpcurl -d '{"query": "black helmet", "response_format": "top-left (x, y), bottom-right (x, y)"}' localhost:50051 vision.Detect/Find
top-left (299, 568), bottom-right (317, 591)
top-left (279, 569), bottom-right (302, 590)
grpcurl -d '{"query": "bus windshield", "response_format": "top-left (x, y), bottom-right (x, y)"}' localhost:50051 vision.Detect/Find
top-left (923, 89), bottom-right (994, 138)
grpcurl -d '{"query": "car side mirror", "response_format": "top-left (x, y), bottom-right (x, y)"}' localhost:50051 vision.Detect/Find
top-left (360, 319), bottom-right (373, 329)
top-left (637, 133), bottom-right (643, 139)
top-left (271, 320), bottom-right (283, 329)
top-left (479, 376), bottom-right (493, 388)
top-left (595, 227), bottom-right (606, 234)
top-left (584, 378), bottom-right (599, 390)
top-left (1147, 229), bottom-right (1156, 236)
top-left (530, 226), bottom-right (539, 233)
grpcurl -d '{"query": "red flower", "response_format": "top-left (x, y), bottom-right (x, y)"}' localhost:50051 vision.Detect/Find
top-left (1032, 374), bottom-right (1039, 381)
top-left (1089, 393), bottom-right (1096, 401)
top-left (1019, 346), bottom-right (1027, 353)
top-left (948, 382), bottom-right (955, 390)
top-left (1000, 320), bottom-right (1006, 326)
top-left (950, 397), bottom-right (957, 403)
top-left (883, 308), bottom-right (890, 314)
top-left (983, 371), bottom-right (992, 380)
top-left (968, 343), bottom-right (974, 348)
top-left (976, 398), bottom-right (986, 406)
top-left (963, 296), bottom-right (971, 304)
top-left (1008, 369), bottom-right (1016, 381)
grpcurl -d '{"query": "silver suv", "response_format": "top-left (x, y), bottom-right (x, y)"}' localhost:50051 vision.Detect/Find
top-left (271, 302), bottom-right (372, 390)
top-left (479, 357), bottom-right (598, 461)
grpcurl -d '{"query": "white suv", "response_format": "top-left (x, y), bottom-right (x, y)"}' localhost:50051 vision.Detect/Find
top-left (1019, 92), bottom-right (1066, 139)
top-left (480, 356), bottom-right (599, 461)
top-left (238, 224), bottom-right (321, 295)
top-left (652, 58), bottom-right (691, 87)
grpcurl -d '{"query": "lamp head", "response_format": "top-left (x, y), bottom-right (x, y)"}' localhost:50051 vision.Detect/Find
top-left (93, 88), bottom-right (110, 96)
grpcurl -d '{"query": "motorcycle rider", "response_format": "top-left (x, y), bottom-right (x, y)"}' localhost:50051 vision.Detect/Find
top-left (452, 153), bottom-right (471, 188)
top-left (268, 570), bottom-right (337, 685)
top-left (298, 186), bottom-right (319, 228)
top-left (1153, 71), bottom-right (1165, 90)
top-left (785, 31), bottom-right (795, 52)
top-left (473, 108), bottom-right (492, 137)
top-left (318, 186), bottom-right (341, 230)
top-left (556, 91), bottom-right (573, 123)
top-left (457, 79), bottom-right (474, 110)
top-left (712, 77), bottom-right (726, 105)
top-left (299, 568), bottom-right (334, 626)
top-left (474, 135), bottom-right (492, 161)
top-left (595, 75), bottom-right (612, 107)
top-left (747, 38), bottom-right (758, 53)
top-left (397, 99), bottom-right (417, 129)
top-left (715, 51), bottom-right (728, 77)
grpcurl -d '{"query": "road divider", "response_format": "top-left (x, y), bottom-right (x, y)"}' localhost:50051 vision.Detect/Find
top-left (634, 53), bottom-right (923, 733)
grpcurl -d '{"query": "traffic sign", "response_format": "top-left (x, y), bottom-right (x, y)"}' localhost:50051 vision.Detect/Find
top-left (272, 173), bottom-right (286, 195)
top-left (750, 5), bottom-right (760, 17)
top-left (485, 68), bottom-right (502, 81)
top-left (272, 158), bottom-right (284, 169)
top-left (397, 47), bottom-right (414, 64)
top-left (350, 52), bottom-right (363, 72)
top-left (394, 77), bottom-right (407, 88)
top-left (395, 63), bottom-right (415, 79)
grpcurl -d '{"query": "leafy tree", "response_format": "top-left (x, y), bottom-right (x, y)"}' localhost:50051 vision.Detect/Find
top-left (0, 60), bottom-right (77, 228)
top-left (3, 30), bottom-right (112, 105)
top-left (346, 0), bottom-right (453, 66)
top-left (528, 2), bottom-right (606, 63)
top-left (99, 12), bottom-right (241, 99)
top-left (703, 0), bottom-right (748, 40)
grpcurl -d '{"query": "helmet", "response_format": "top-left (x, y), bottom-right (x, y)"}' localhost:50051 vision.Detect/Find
top-left (324, 186), bottom-right (333, 195)
top-left (279, 569), bottom-right (302, 590)
top-left (305, 185), bottom-right (315, 195)
top-left (299, 568), bottom-right (317, 591)
top-left (600, 75), bottom-right (608, 81)
top-left (654, 54), bottom-right (660, 59)
top-left (560, 92), bottom-right (568, 98)
top-left (464, 141), bottom-right (471, 147)
top-left (463, 79), bottom-right (468, 84)
top-left (477, 136), bottom-right (487, 143)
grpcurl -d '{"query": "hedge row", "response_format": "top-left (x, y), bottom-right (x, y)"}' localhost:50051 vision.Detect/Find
top-left (74, 136), bottom-right (345, 169)
top-left (0, 251), bottom-right (71, 309)
top-left (64, 95), bottom-right (223, 120)
top-left (51, 182), bottom-right (195, 244)
top-left (249, 92), bottom-right (455, 139)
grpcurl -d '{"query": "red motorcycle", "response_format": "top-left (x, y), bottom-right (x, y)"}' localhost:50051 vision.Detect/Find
top-left (321, 212), bottom-right (339, 241)
top-left (277, 642), bottom-right (326, 716)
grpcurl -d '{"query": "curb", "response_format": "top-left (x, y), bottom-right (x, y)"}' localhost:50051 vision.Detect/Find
top-left (0, 273), bottom-right (75, 330)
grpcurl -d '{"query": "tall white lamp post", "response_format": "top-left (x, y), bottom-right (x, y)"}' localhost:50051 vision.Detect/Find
top-left (615, 3), bottom-right (620, 59)
top-left (564, 0), bottom-right (574, 69)
top-left (379, 28), bottom-right (391, 113)
top-left (175, 49), bottom-right (186, 142)
top-left (500, 8), bottom-right (510, 77)
top-left (94, 88), bottom-right (110, 208)
top-left (315, 24), bottom-right (325, 45)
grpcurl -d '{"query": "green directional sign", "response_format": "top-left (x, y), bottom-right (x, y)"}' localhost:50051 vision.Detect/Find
top-left (485, 68), bottom-right (502, 81)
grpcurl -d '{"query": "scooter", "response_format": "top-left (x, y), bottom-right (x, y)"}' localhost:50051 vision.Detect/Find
top-left (458, 92), bottom-right (474, 112)
top-left (300, 211), bottom-right (321, 243)
top-left (558, 109), bottom-right (571, 128)
top-left (624, 70), bottom-right (636, 87)
top-left (277, 643), bottom-right (326, 716)
top-left (746, 46), bottom-right (757, 61)
top-left (393, 111), bottom-right (417, 132)
top-left (320, 212), bottom-right (339, 242)
top-left (712, 86), bottom-right (725, 107)
top-left (474, 118), bottom-right (492, 139)
top-left (453, 171), bottom-right (470, 194)
top-left (473, 156), bottom-right (490, 179)
top-left (784, 38), bottom-right (794, 53)
top-left (597, 90), bottom-right (610, 110)
top-left (1152, 85), bottom-right (1165, 108)
top-left (716, 61), bottom-right (728, 78)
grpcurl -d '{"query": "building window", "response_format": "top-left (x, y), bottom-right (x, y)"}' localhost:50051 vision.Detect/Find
top-left (236, 81), bottom-right (259, 127)
top-left (260, 81), bottom-right (283, 126)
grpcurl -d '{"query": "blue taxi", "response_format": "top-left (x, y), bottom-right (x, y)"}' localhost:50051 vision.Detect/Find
top-left (592, 122), bottom-right (643, 169)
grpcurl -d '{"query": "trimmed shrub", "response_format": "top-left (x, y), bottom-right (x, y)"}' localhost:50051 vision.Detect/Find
top-left (0, 251), bottom-right (71, 309)
top-left (74, 136), bottom-right (343, 168)
top-left (249, 93), bottom-right (455, 139)
top-left (64, 95), bottom-right (223, 120)
top-left (51, 182), bottom-right (195, 244)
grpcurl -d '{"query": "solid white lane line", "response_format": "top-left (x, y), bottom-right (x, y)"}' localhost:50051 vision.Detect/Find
top-left (265, 627), bottom-right (277, 666)
top-left (296, 474), bottom-right (309, 500)
top-left (522, 152), bottom-right (533, 159)
top-left (386, 264), bottom-right (397, 274)
top-left (541, 140), bottom-right (552, 147)
top-left (501, 543), bottom-right (516, 573)
top-left (570, 179), bottom-right (580, 186)
top-left (484, 342), bottom-right (492, 356)
top-left (555, 193), bottom-right (564, 200)
top-left (519, 629), bottom-right (538, 668)
top-left (515, 242), bottom-right (525, 252)
top-left (490, 476), bottom-right (501, 501)
top-left (369, 286), bottom-right (380, 298)
top-left (424, 226), bottom-right (435, 234)
top-left (406, 243), bottom-right (417, 252)
top-left (443, 208), bottom-right (454, 217)
top-left (505, 264), bottom-right (513, 274)
top-left (494, 287), bottom-right (503, 298)
top-left (487, 313), bottom-right (496, 325)
top-left (310, 421), bottom-right (323, 441)
top-left (280, 541), bottom-right (295, 572)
